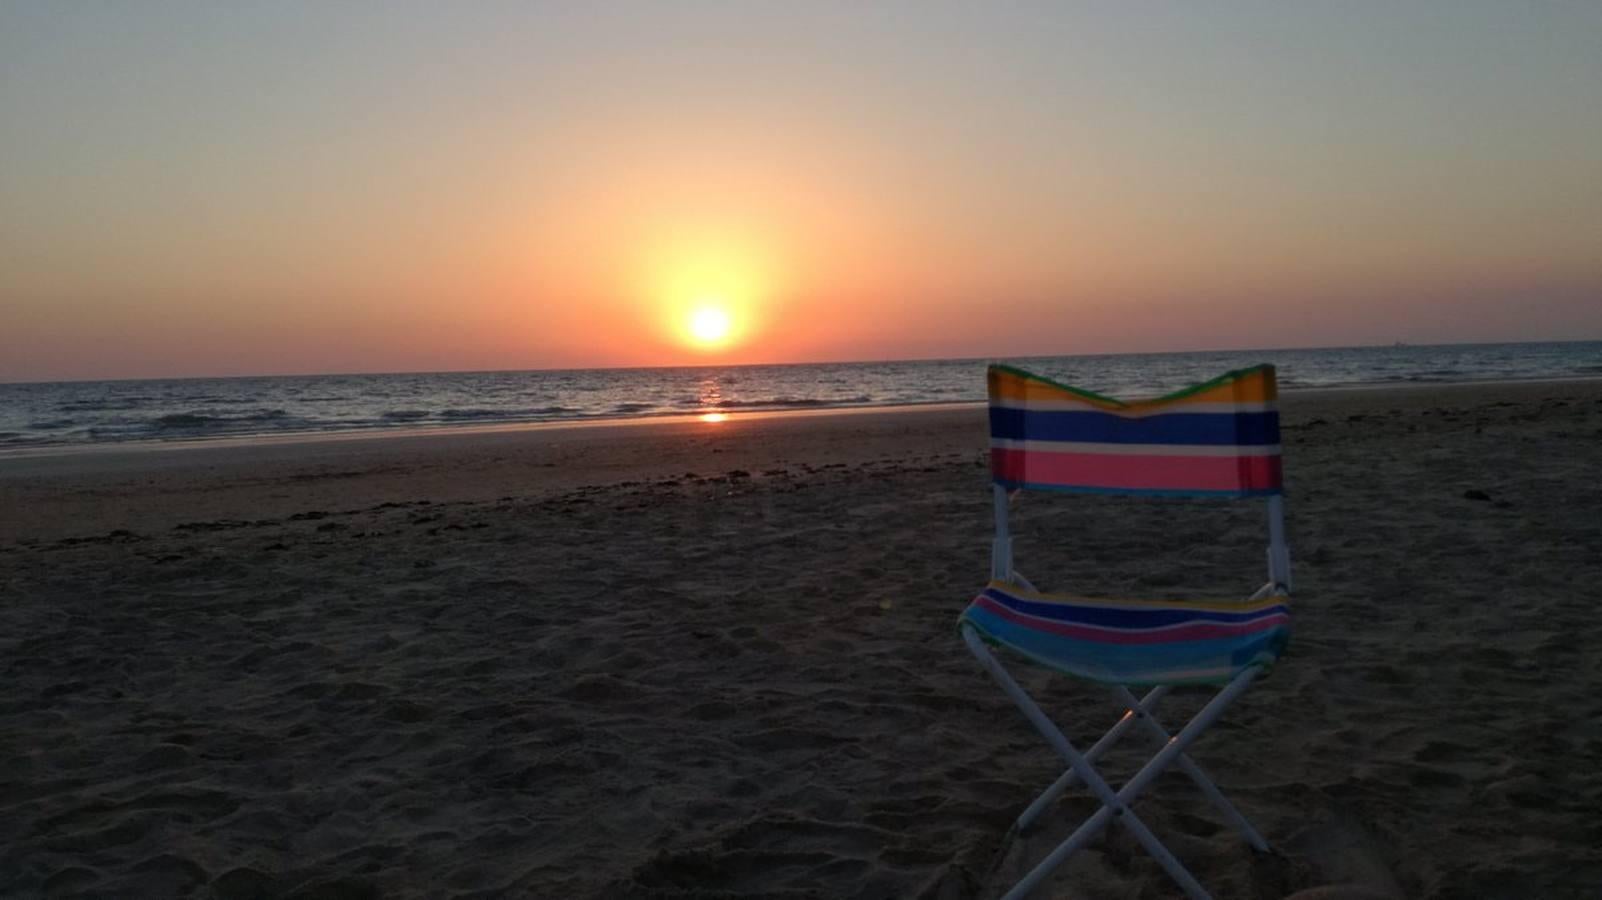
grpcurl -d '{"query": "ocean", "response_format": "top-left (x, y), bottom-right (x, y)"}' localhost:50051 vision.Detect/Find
top-left (3, 341), bottom-right (1599, 450)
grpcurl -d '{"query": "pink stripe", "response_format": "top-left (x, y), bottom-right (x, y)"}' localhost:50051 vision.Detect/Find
top-left (991, 448), bottom-right (1282, 492)
top-left (973, 595), bottom-right (1289, 645)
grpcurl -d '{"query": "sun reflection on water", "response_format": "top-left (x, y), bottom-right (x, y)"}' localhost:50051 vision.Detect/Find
top-left (696, 376), bottom-right (729, 423)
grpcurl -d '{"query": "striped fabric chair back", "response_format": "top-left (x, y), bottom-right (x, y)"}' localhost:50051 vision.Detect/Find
top-left (988, 364), bottom-right (1282, 498)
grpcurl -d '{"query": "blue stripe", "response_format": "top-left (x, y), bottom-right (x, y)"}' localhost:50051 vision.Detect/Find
top-left (990, 407), bottom-right (1280, 446)
top-left (992, 478), bottom-right (1282, 499)
top-left (982, 589), bottom-right (1289, 628)
top-left (961, 604), bottom-right (1288, 685)
top-left (968, 606), bottom-right (1232, 669)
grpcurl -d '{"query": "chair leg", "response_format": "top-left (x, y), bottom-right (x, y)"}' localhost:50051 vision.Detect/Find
top-left (1014, 685), bottom-right (1170, 834)
top-left (962, 627), bottom-right (1212, 900)
top-left (1110, 684), bottom-right (1270, 852)
top-left (1022, 669), bottom-right (1260, 900)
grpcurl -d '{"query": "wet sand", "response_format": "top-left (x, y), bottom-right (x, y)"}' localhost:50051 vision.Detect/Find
top-left (3, 380), bottom-right (1601, 898)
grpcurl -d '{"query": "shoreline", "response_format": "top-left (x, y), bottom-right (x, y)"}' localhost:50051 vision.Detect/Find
top-left (4, 377), bottom-right (1600, 546)
top-left (6, 374), bottom-right (1601, 466)
top-left (0, 401), bottom-right (982, 463)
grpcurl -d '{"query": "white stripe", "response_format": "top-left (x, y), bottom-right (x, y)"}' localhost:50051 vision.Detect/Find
top-left (990, 439), bottom-right (1282, 457)
top-left (991, 399), bottom-right (1277, 416)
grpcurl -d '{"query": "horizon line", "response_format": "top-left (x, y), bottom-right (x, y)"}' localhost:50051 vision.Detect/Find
top-left (3, 336), bottom-right (1600, 387)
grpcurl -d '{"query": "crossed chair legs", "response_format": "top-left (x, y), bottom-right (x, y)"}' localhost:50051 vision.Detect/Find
top-left (962, 626), bottom-right (1268, 900)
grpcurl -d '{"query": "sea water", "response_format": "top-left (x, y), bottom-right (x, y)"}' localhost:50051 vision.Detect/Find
top-left (3, 341), bottom-right (1599, 450)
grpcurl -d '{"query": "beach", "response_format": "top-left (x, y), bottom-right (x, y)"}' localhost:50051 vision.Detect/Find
top-left (3, 380), bottom-right (1600, 898)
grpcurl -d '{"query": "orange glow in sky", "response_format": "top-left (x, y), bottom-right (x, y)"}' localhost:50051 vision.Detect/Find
top-left (636, 233), bottom-right (779, 358)
top-left (1, 5), bottom-right (1600, 381)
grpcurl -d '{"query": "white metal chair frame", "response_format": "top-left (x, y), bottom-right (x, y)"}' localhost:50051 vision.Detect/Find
top-left (962, 484), bottom-right (1290, 900)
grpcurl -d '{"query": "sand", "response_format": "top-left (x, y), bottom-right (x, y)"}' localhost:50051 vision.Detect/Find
top-left (3, 380), bottom-right (1600, 899)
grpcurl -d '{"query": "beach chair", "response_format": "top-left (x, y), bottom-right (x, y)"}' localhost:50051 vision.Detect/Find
top-left (961, 363), bottom-right (1291, 900)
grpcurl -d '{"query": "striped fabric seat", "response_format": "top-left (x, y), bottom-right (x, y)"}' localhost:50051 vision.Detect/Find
top-left (988, 363), bottom-right (1282, 497)
top-left (962, 582), bottom-right (1291, 686)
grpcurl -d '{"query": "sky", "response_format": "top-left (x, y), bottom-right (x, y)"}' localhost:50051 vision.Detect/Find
top-left (2, 1), bottom-right (1599, 381)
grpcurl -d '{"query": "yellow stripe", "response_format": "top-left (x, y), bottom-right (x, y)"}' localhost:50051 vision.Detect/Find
top-left (986, 580), bottom-right (1289, 612)
top-left (989, 370), bottom-right (1123, 408)
top-left (988, 367), bottom-right (1277, 409)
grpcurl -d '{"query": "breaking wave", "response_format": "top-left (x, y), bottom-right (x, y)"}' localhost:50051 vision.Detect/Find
top-left (155, 410), bottom-right (291, 430)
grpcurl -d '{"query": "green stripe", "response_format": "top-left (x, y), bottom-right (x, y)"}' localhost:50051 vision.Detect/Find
top-left (959, 614), bottom-right (1283, 687)
top-left (989, 362), bottom-right (1274, 409)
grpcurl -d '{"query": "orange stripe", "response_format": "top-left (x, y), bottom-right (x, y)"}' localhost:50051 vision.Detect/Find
top-left (988, 367), bottom-right (1276, 408)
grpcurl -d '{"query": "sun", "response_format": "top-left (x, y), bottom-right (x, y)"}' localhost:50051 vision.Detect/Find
top-left (642, 240), bottom-right (775, 352)
top-left (686, 305), bottom-right (732, 346)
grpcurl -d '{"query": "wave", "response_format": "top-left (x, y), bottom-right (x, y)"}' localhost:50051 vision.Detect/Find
top-left (437, 406), bottom-right (576, 421)
top-left (710, 394), bottom-right (874, 409)
top-left (154, 409), bottom-right (291, 430)
top-left (26, 418), bottom-right (76, 430)
top-left (82, 424), bottom-right (157, 440)
top-left (1573, 364), bottom-right (1602, 374)
top-left (174, 395), bottom-right (233, 405)
top-left (56, 397), bottom-right (150, 412)
top-left (438, 408), bottom-right (503, 421)
top-left (381, 410), bottom-right (429, 421)
top-left (154, 413), bottom-right (210, 428)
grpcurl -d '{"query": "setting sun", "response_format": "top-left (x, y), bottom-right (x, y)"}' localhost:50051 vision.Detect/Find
top-left (639, 235), bottom-right (781, 358)
top-left (687, 305), bottom-right (732, 346)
